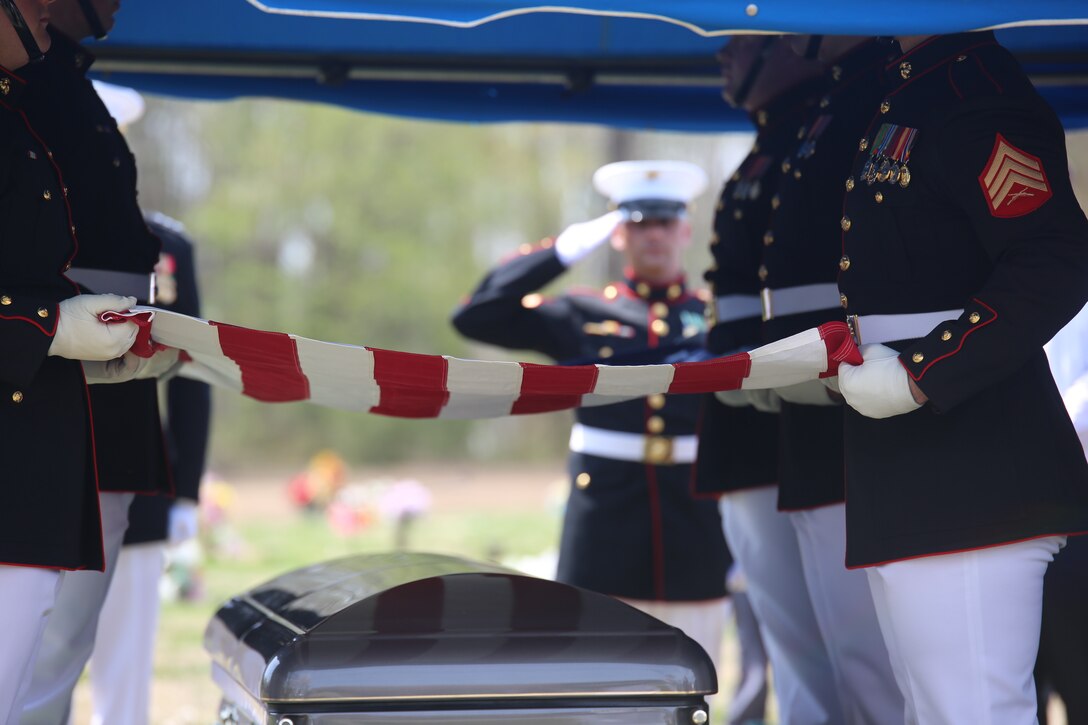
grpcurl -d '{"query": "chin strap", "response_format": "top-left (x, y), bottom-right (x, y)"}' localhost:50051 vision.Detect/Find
top-left (0, 0), bottom-right (44, 63)
top-left (730, 35), bottom-right (777, 108)
top-left (75, 0), bottom-right (107, 39)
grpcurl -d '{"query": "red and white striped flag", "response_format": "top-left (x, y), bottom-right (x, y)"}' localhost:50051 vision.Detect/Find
top-left (107, 308), bottom-right (861, 419)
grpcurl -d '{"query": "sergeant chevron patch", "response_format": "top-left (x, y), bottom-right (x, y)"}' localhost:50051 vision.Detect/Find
top-left (978, 133), bottom-right (1051, 218)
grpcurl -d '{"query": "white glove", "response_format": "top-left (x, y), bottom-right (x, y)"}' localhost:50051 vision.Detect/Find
top-left (168, 499), bottom-right (199, 545)
top-left (776, 379), bottom-right (840, 406)
top-left (715, 388), bottom-right (750, 407)
top-left (81, 349), bottom-right (180, 385)
top-left (838, 343), bottom-right (923, 419)
top-left (745, 388), bottom-right (782, 414)
top-left (554, 210), bottom-right (626, 266)
top-left (48, 294), bottom-right (138, 361)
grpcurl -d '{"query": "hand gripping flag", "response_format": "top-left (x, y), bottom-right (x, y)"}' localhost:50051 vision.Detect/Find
top-left (103, 307), bottom-right (862, 419)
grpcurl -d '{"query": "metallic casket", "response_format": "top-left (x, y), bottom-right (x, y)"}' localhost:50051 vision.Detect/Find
top-left (206, 552), bottom-right (716, 725)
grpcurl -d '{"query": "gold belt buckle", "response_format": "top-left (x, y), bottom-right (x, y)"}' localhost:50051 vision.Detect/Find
top-left (846, 314), bottom-right (861, 345)
top-left (644, 435), bottom-right (674, 465)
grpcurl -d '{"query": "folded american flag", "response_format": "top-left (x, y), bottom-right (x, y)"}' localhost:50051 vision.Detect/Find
top-left (105, 307), bottom-right (861, 419)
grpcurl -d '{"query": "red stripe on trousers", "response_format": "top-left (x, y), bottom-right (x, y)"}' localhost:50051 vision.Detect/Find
top-left (369, 348), bottom-right (450, 418)
top-left (511, 362), bottom-right (599, 415)
top-left (667, 355), bottom-right (750, 393)
top-left (213, 322), bottom-right (310, 402)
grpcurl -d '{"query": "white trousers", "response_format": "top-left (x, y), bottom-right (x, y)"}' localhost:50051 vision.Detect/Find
top-left (720, 487), bottom-right (843, 725)
top-left (19, 492), bottom-right (134, 725)
top-left (790, 504), bottom-right (904, 725)
top-left (728, 589), bottom-right (770, 725)
top-left (866, 536), bottom-right (1065, 725)
top-left (621, 597), bottom-right (730, 673)
top-left (89, 542), bottom-right (167, 725)
top-left (0, 567), bottom-right (61, 725)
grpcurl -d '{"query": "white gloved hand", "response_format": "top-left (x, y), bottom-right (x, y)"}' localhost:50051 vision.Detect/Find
top-left (554, 210), bottom-right (626, 266)
top-left (168, 499), bottom-right (200, 545)
top-left (776, 379), bottom-right (840, 406)
top-left (81, 349), bottom-right (180, 385)
top-left (838, 343), bottom-right (922, 419)
top-left (745, 388), bottom-right (782, 414)
top-left (714, 388), bottom-right (750, 407)
top-left (48, 294), bottom-right (139, 361)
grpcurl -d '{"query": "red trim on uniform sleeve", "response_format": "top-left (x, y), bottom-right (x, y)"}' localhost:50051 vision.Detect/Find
top-left (0, 311), bottom-right (56, 336)
top-left (907, 298), bottom-right (997, 381)
top-left (510, 362), bottom-right (598, 415)
top-left (369, 348), bottom-right (449, 418)
top-left (212, 322), bottom-right (311, 403)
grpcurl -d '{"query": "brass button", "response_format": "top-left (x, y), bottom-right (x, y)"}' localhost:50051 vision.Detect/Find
top-left (599, 346), bottom-right (613, 358)
top-left (70, 225), bottom-right (76, 235)
top-left (648, 394), bottom-right (666, 410)
top-left (0, 78), bottom-right (10, 96)
top-left (880, 100), bottom-right (891, 114)
top-left (859, 138), bottom-right (869, 151)
top-left (899, 62), bottom-right (912, 79)
top-left (771, 194), bottom-right (781, 210)
top-left (956, 55), bottom-right (967, 62)
top-left (521, 293), bottom-right (543, 309)
top-left (733, 208), bottom-right (744, 220)
top-left (839, 255), bottom-right (851, 271)
top-left (647, 416), bottom-right (665, 434)
top-left (11, 391), bottom-right (23, 404)
top-left (797, 126), bottom-right (807, 140)
top-left (756, 109), bottom-right (767, 126)
top-left (636, 282), bottom-right (651, 298)
top-left (651, 319), bottom-right (670, 336)
top-left (845, 177), bottom-right (855, 192)
top-left (667, 284), bottom-right (682, 300)
top-left (758, 265), bottom-right (769, 282)
top-left (62, 261), bottom-right (71, 271)
top-left (604, 285), bottom-right (618, 300)
top-left (763, 231), bottom-right (774, 246)
top-left (781, 160), bottom-right (791, 174)
top-left (36, 307), bottom-right (48, 318)
top-left (575, 473), bottom-right (591, 489)
top-left (874, 191), bottom-right (884, 203)
top-left (731, 171), bottom-right (741, 182)
top-left (819, 96), bottom-right (830, 109)
top-left (715, 200), bottom-right (724, 212)
top-left (42, 190), bottom-right (52, 201)
top-left (831, 65), bottom-right (842, 81)
top-left (793, 169), bottom-right (802, 180)
top-left (27, 150), bottom-right (36, 160)
top-left (651, 302), bottom-right (669, 318)
top-left (840, 293), bottom-right (849, 309)
top-left (746, 3), bottom-right (759, 17)
top-left (911, 352), bottom-right (924, 363)
top-left (840, 216), bottom-right (852, 232)
top-left (707, 261), bottom-right (719, 272)
top-left (0, 295), bottom-right (10, 305)
top-left (941, 330), bottom-right (952, 341)
top-left (710, 233), bottom-right (719, 246)
top-left (969, 312), bottom-right (981, 324)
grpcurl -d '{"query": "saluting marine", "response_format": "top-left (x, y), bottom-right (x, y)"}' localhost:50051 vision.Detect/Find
top-left (453, 160), bottom-right (732, 668)
top-left (754, 35), bottom-right (903, 724)
top-left (694, 34), bottom-right (847, 725)
top-left (833, 31), bottom-right (1088, 723)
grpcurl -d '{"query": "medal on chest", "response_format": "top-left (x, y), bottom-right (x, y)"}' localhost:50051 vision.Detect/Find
top-left (797, 114), bottom-right (833, 160)
top-left (732, 155), bottom-right (772, 201)
top-left (862, 123), bottom-right (918, 188)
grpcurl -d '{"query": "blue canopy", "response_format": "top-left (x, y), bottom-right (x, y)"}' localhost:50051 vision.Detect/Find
top-left (93, 1), bottom-right (1088, 130)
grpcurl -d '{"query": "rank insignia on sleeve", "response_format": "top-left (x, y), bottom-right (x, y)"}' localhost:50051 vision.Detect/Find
top-left (978, 133), bottom-right (1052, 218)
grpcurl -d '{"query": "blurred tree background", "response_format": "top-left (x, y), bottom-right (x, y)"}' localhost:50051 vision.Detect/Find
top-left (123, 96), bottom-right (754, 472)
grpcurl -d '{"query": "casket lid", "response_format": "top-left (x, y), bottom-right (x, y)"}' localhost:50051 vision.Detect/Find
top-left (205, 552), bottom-right (716, 708)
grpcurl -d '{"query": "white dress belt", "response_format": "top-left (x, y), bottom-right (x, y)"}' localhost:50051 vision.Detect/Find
top-left (761, 283), bottom-right (842, 321)
top-left (714, 294), bottom-right (762, 324)
top-left (849, 309), bottom-right (965, 345)
top-left (569, 423), bottom-right (697, 465)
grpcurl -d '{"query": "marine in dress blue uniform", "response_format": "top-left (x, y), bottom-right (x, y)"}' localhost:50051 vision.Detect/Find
top-left (0, 1), bottom-right (141, 718)
top-left (453, 160), bottom-right (732, 666)
top-left (16, 2), bottom-right (176, 722)
top-left (756, 37), bottom-right (903, 724)
top-left (697, 35), bottom-right (845, 725)
top-left (833, 32), bottom-right (1088, 723)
